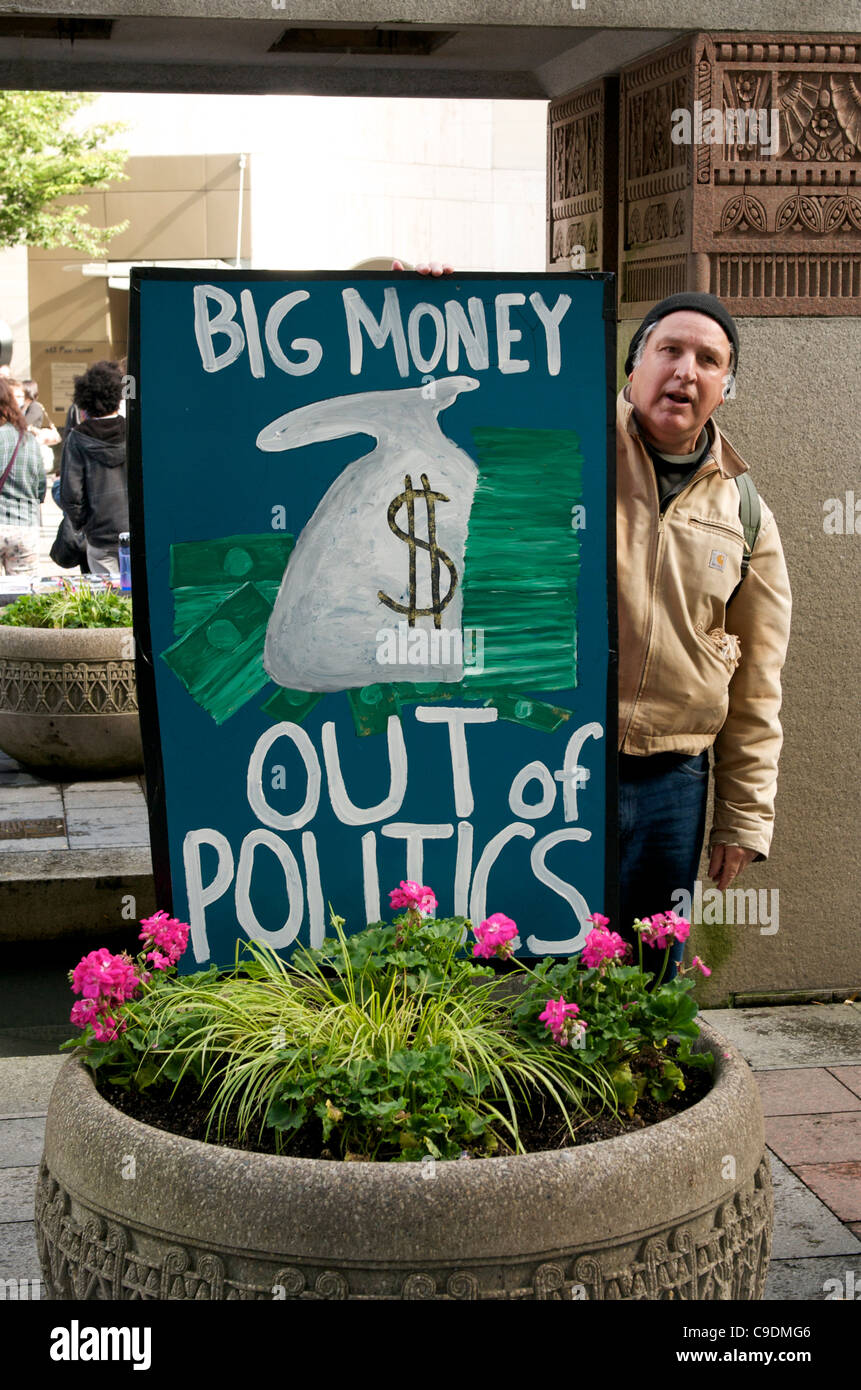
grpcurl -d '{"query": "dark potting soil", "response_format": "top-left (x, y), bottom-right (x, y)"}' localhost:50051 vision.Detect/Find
top-left (97, 1055), bottom-right (713, 1161)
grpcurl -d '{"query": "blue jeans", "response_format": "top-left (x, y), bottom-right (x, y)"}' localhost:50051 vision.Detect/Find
top-left (617, 750), bottom-right (710, 981)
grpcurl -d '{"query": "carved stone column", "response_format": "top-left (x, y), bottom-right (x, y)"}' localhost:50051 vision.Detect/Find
top-left (547, 77), bottom-right (618, 275)
top-left (618, 40), bottom-right (695, 316)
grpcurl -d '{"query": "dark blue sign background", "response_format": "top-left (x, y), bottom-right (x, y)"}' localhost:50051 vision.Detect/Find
top-left (129, 270), bottom-right (616, 970)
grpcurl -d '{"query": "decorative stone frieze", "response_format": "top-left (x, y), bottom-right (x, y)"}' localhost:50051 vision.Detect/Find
top-left (547, 77), bottom-right (618, 275)
top-left (0, 626), bottom-right (143, 771)
top-left (549, 33), bottom-right (861, 316)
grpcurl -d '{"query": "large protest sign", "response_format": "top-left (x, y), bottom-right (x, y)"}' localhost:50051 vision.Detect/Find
top-left (128, 270), bottom-right (617, 970)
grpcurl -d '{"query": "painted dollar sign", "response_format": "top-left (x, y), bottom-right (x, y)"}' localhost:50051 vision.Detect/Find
top-left (378, 473), bottom-right (457, 630)
top-left (258, 377), bottom-right (479, 692)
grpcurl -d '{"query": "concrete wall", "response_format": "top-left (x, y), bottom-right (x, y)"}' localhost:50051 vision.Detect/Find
top-left (696, 318), bottom-right (861, 1002)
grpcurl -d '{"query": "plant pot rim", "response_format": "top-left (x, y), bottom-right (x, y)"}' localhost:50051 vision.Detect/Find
top-left (0, 624), bottom-right (133, 654)
top-left (41, 1017), bottom-right (771, 1274)
top-left (58, 1019), bottom-right (735, 1172)
top-left (42, 1018), bottom-right (766, 1265)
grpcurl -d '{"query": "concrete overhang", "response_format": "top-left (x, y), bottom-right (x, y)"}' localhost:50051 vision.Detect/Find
top-left (0, 4), bottom-right (856, 100)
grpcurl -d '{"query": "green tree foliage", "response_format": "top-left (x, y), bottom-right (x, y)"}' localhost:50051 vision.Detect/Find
top-left (0, 91), bottom-right (129, 253)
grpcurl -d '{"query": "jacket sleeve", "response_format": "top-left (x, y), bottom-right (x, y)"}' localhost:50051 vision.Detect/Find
top-left (708, 498), bottom-right (792, 861)
top-left (60, 435), bottom-right (88, 531)
top-left (33, 436), bottom-right (46, 503)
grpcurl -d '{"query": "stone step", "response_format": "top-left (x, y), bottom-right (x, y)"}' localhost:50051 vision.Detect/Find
top-left (0, 754), bottom-right (156, 942)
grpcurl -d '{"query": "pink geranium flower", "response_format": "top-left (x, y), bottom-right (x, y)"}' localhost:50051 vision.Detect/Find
top-left (139, 911), bottom-right (190, 968)
top-left (691, 955), bottom-right (712, 977)
top-left (145, 949), bottom-right (173, 973)
top-left (638, 911), bottom-right (691, 949)
top-left (69, 908), bottom-right (188, 1038)
top-left (70, 948), bottom-right (141, 1005)
top-left (581, 926), bottom-right (630, 970)
top-left (586, 912), bottom-right (611, 929)
top-left (539, 995), bottom-right (587, 1047)
top-left (472, 912), bottom-right (519, 961)
top-left (69, 998), bottom-right (99, 1030)
top-left (388, 881), bottom-right (437, 916)
top-left (91, 1013), bottom-right (126, 1043)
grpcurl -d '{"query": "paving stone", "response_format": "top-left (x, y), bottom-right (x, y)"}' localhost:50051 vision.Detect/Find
top-left (0, 1119), bottom-right (46, 1169)
top-left (67, 824), bottom-right (150, 848)
top-left (0, 845), bottom-right (153, 878)
top-left (61, 779), bottom-right (144, 795)
top-left (63, 782), bottom-right (145, 799)
top-left (0, 789), bottom-right (64, 812)
top-left (0, 1167), bottom-right (39, 1222)
top-left (768, 1151), bottom-right (861, 1259)
top-left (0, 1057), bottom-right (64, 1116)
top-left (0, 837), bottom-right (68, 854)
top-left (701, 1005), bottom-right (861, 1069)
top-left (792, 1163), bottom-right (861, 1224)
top-left (64, 807), bottom-right (149, 829)
top-left (756, 1067), bottom-right (861, 1116)
top-left (827, 1065), bottom-right (861, 1101)
top-left (764, 1254), bottom-right (861, 1300)
top-left (766, 1112), bottom-right (861, 1165)
top-left (61, 791), bottom-right (145, 810)
top-left (0, 1222), bottom-right (43, 1289)
top-left (849, 1222), bottom-right (861, 1239)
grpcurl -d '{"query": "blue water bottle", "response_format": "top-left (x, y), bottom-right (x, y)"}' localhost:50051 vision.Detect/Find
top-left (118, 532), bottom-right (132, 592)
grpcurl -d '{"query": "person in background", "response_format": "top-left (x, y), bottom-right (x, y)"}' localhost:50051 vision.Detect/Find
top-left (21, 379), bottom-right (61, 471)
top-left (0, 376), bottom-right (46, 576)
top-left (60, 360), bottom-right (128, 580)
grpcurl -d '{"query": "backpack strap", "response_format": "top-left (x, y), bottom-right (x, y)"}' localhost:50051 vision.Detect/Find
top-left (735, 472), bottom-right (760, 582)
top-left (726, 473), bottom-right (761, 608)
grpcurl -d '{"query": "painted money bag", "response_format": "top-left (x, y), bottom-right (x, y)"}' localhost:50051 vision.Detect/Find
top-left (257, 375), bottom-right (480, 691)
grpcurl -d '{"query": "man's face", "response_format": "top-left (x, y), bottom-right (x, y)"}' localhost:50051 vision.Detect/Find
top-left (628, 310), bottom-right (732, 453)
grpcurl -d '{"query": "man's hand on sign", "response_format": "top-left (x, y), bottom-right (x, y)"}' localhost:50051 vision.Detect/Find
top-left (391, 260), bottom-right (454, 275)
top-left (709, 843), bottom-right (757, 891)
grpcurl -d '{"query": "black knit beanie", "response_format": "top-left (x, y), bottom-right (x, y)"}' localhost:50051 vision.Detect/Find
top-left (625, 292), bottom-right (739, 377)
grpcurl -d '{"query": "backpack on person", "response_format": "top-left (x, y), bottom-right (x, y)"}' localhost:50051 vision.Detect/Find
top-left (729, 472), bottom-right (761, 606)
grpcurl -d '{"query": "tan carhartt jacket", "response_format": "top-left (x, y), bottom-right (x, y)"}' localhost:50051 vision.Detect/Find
top-left (616, 388), bottom-right (792, 860)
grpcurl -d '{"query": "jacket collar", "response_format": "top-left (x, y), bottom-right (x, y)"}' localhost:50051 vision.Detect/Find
top-left (618, 386), bottom-right (749, 478)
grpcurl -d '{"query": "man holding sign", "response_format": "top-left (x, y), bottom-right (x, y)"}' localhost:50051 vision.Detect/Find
top-left (410, 268), bottom-right (791, 973)
top-left (617, 292), bottom-right (791, 970)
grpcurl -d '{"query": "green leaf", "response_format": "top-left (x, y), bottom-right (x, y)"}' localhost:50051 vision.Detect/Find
top-left (0, 92), bottom-right (130, 254)
top-left (265, 1100), bottom-right (308, 1132)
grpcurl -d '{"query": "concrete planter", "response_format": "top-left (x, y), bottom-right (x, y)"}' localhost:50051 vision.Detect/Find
top-left (0, 625), bottom-right (143, 772)
top-left (35, 1021), bottom-right (772, 1301)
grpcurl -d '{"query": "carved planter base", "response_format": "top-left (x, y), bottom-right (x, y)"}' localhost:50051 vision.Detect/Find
top-left (0, 626), bottom-right (143, 772)
top-left (36, 1022), bottom-right (772, 1301)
